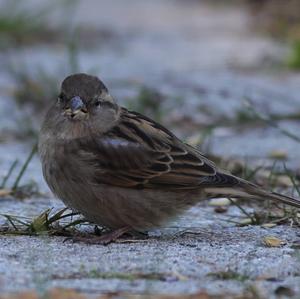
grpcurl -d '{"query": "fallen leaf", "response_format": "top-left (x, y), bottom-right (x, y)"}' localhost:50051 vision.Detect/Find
top-left (263, 236), bottom-right (286, 247)
top-left (238, 218), bottom-right (253, 226)
top-left (261, 223), bottom-right (277, 228)
top-left (268, 150), bottom-right (288, 160)
top-left (258, 171), bottom-right (295, 187)
top-left (209, 198), bottom-right (235, 206)
top-left (0, 189), bottom-right (12, 197)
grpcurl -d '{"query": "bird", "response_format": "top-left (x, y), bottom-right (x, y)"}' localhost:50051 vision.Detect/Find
top-left (38, 73), bottom-right (300, 244)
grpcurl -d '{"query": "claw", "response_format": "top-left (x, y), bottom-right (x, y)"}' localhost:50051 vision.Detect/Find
top-left (64, 226), bottom-right (132, 245)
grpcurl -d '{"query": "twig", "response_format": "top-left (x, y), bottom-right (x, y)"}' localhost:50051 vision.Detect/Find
top-left (3, 215), bottom-right (19, 231)
top-left (244, 99), bottom-right (300, 143)
top-left (268, 160), bottom-right (278, 190)
top-left (12, 143), bottom-right (37, 191)
top-left (228, 197), bottom-right (256, 224)
top-left (0, 159), bottom-right (18, 189)
top-left (283, 163), bottom-right (300, 196)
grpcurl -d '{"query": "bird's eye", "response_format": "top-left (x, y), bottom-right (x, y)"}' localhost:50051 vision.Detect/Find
top-left (57, 93), bottom-right (67, 105)
top-left (94, 100), bottom-right (101, 107)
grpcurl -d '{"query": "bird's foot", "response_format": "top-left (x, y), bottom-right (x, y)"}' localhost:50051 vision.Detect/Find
top-left (65, 226), bottom-right (132, 245)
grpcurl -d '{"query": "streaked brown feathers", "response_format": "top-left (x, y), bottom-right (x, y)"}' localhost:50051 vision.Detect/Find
top-left (65, 108), bottom-right (218, 189)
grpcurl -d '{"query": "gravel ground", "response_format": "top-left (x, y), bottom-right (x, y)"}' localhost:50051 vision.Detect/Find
top-left (1, 196), bottom-right (300, 298)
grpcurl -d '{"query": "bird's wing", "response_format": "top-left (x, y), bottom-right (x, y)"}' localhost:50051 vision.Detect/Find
top-left (72, 109), bottom-right (226, 189)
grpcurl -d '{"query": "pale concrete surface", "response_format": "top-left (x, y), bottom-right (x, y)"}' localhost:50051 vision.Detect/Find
top-left (1, 195), bottom-right (300, 298)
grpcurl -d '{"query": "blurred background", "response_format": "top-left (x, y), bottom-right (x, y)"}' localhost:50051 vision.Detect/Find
top-left (0, 1), bottom-right (299, 139)
top-left (0, 0), bottom-right (300, 171)
top-left (0, 0), bottom-right (299, 196)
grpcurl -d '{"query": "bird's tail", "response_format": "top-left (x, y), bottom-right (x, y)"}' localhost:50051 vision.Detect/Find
top-left (246, 186), bottom-right (300, 208)
top-left (204, 181), bottom-right (300, 208)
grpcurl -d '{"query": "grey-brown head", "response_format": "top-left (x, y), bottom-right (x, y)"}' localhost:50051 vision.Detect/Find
top-left (59, 73), bottom-right (118, 121)
top-left (42, 73), bottom-right (120, 138)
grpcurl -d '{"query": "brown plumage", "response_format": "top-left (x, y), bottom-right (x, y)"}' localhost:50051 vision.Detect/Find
top-left (38, 73), bottom-right (300, 241)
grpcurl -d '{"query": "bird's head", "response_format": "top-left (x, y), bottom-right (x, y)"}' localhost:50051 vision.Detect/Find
top-left (58, 73), bottom-right (118, 122)
top-left (42, 73), bottom-right (120, 138)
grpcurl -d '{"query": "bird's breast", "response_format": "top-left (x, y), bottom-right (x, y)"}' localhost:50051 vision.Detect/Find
top-left (39, 137), bottom-right (90, 203)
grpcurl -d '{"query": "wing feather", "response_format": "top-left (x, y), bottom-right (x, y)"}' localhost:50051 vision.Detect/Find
top-left (71, 108), bottom-right (218, 189)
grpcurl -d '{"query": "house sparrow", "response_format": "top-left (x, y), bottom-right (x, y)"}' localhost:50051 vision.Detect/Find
top-left (39, 73), bottom-right (300, 244)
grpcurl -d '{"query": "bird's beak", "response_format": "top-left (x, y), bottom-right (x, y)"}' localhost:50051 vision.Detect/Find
top-left (64, 96), bottom-right (88, 120)
top-left (70, 96), bottom-right (86, 113)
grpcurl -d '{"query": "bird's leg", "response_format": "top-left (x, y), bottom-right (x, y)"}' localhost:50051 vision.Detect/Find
top-left (94, 225), bottom-right (106, 236)
top-left (94, 226), bottom-right (131, 245)
top-left (67, 226), bottom-right (132, 245)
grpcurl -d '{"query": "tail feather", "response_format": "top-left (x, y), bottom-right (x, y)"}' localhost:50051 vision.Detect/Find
top-left (204, 183), bottom-right (300, 208)
top-left (240, 185), bottom-right (300, 208)
top-left (202, 171), bottom-right (300, 208)
top-left (261, 190), bottom-right (300, 208)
